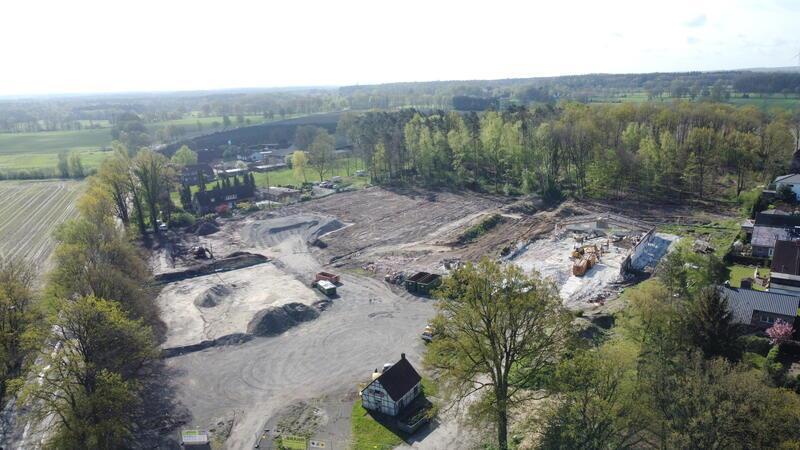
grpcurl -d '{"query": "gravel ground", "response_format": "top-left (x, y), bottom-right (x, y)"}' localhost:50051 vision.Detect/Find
top-left (165, 272), bottom-right (436, 449)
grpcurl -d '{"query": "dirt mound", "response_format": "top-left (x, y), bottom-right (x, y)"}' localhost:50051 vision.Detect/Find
top-left (194, 284), bottom-right (233, 308)
top-left (196, 222), bottom-right (220, 236)
top-left (247, 303), bottom-right (320, 336)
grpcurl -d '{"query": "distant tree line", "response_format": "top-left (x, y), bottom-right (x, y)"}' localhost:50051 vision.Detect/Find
top-left (339, 101), bottom-right (799, 202)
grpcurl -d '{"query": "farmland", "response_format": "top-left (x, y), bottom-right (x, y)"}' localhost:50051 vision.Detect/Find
top-left (0, 114), bottom-right (277, 172)
top-left (0, 179), bottom-right (84, 271)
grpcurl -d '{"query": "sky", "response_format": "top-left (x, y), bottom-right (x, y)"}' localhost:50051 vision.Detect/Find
top-left (1, 0), bottom-right (799, 96)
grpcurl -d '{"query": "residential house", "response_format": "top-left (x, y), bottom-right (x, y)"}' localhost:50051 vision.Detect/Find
top-left (750, 211), bottom-right (800, 258)
top-left (180, 164), bottom-right (215, 186)
top-left (720, 284), bottom-right (799, 330)
top-left (261, 186), bottom-right (301, 204)
top-left (772, 174), bottom-right (800, 199)
top-left (192, 183), bottom-right (255, 215)
top-left (361, 354), bottom-right (422, 417)
top-left (770, 240), bottom-right (800, 295)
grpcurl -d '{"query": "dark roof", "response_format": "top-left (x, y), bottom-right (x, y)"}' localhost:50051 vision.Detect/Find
top-left (719, 286), bottom-right (800, 324)
top-left (772, 240), bottom-right (800, 275)
top-left (193, 184), bottom-right (255, 208)
top-left (368, 356), bottom-right (421, 402)
top-left (181, 163), bottom-right (214, 175)
top-left (755, 212), bottom-right (800, 228)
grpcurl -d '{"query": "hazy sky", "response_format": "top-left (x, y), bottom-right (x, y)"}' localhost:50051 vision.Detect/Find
top-left (2, 0), bottom-right (799, 96)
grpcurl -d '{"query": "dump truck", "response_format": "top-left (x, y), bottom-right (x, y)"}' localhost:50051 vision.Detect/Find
top-left (315, 271), bottom-right (340, 284)
top-left (314, 279), bottom-right (337, 296)
top-left (572, 254), bottom-right (598, 276)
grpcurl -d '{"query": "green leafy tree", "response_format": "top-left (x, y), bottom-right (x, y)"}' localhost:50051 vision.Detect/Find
top-left (171, 145), bottom-right (198, 166)
top-left (425, 258), bottom-right (572, 450)
top-left (308, 131), bottom-right (335, 181)
top-left (21, 296), bottom-right (156, 450)
top-left (292, 151), bottom-right (309, 182)
top-left (0, 259), bottom-right (41, 400)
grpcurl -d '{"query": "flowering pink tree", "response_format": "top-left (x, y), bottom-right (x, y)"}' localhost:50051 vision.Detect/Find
top-left (766, 319), bottom-right (794, 345)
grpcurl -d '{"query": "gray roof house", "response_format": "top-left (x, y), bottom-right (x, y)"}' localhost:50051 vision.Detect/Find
top-left (750, 212), bottom-right (800, 258)
top-left (720, 285), bottom-right (799, 330)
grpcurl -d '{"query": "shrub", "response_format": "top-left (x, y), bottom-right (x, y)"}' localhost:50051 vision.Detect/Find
top-left (168, 211), bottom-right (195, 228)
top-left (459, 214), bottom-right (504, 243)
top-left (237, 201), bottom-right (260, 212)
top-left (737, 335), bottom-right (772, 356)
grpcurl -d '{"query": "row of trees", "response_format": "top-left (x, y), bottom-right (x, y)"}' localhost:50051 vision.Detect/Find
top-left (339, 101), bottom-right (799, 201)
top-left (96, 142), bottom-right (176, 236)
top-left (427, 248), bottom-right (800, 449)
top-left (0, 165), bottom-right (164, 446)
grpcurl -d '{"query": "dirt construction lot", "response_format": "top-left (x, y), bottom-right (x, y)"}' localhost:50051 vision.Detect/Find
top-left (157, 187), bottom-right (677, 449)
top-left (160, 188), bottom-right (510, 449)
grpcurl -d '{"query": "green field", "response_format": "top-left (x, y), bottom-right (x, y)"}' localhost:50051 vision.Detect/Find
top-left (0, 179), bottom-right (84, 270)
top-left (0, 114), bottom-right (283, 173)
top-left (590, 92), bottom-right (800, 110)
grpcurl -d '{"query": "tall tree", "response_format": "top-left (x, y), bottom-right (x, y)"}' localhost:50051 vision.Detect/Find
top-left (132, 149), bottom-right (171, 235)
top-left (308, 131), bottom-right (335, 181)
top-left (291, 151), bottom-right (309, 182)
top-left (96, 143), bottom-right (132, 226)
top-left (0, 259), bottom-right (39, 400)
top-left (171, 145), bottom-right (198, 166)
top-left (683, 287), bottom-right (740, 360)
top-left (425, 258), bottom-right (572, 450)
top-left (21, 296), bottom-right (156, 450)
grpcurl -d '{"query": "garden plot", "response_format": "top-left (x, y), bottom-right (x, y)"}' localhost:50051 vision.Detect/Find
top-left (155, 263), bottom-right (321, 348)
top-left (511, 235), bottom-right (627, 309)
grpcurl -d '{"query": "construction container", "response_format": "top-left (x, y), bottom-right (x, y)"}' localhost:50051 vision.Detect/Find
top-left (405, 272), bottom-right (442, 294)
top-left (315, 271), bottom-right (340, 284)
top-left (314, 280), bottom-right (337, 296)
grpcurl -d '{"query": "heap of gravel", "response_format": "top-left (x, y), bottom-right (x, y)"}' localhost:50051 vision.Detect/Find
top-left (246, 303), bottom-right (320, 336)
top-left (196, 221), bottom-right (220, 236)
top-left (194, 284), bottom-right (233, 308)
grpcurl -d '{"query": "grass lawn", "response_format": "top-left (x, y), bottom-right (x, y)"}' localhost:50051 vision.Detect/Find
top-left (350, 377), bottom-right (437, 450)
top-left (350, 401), bottom-right (405, 450)
top-left (728, 265), bottom-right (770, 290)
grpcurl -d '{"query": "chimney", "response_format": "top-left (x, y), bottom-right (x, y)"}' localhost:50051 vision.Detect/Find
top-left (741, 278), bottom-right (753, 290)
top-left (401, 353), bottom-right (406, 360)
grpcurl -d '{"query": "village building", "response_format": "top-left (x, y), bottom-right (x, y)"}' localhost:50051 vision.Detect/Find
top-left (180, 163), bottom-right (215, 186)
top-left (750, 211), bottom-right (800, 258)
top-left (771, 174), bottom-right (800, 200)
top-left (261, 186), bottom-right (301, 204)
top-left (192, 184), bottom-right (255, 215)
top-left (361, 354), bottom-right (422, 417)
top-left (720, 284), bottom-right (800, 330)
top-left (770, 240), bottom-right (800, 295)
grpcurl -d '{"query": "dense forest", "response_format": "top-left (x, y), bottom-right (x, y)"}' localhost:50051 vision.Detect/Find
top-left (339, 101), bottom-right (799, 202)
